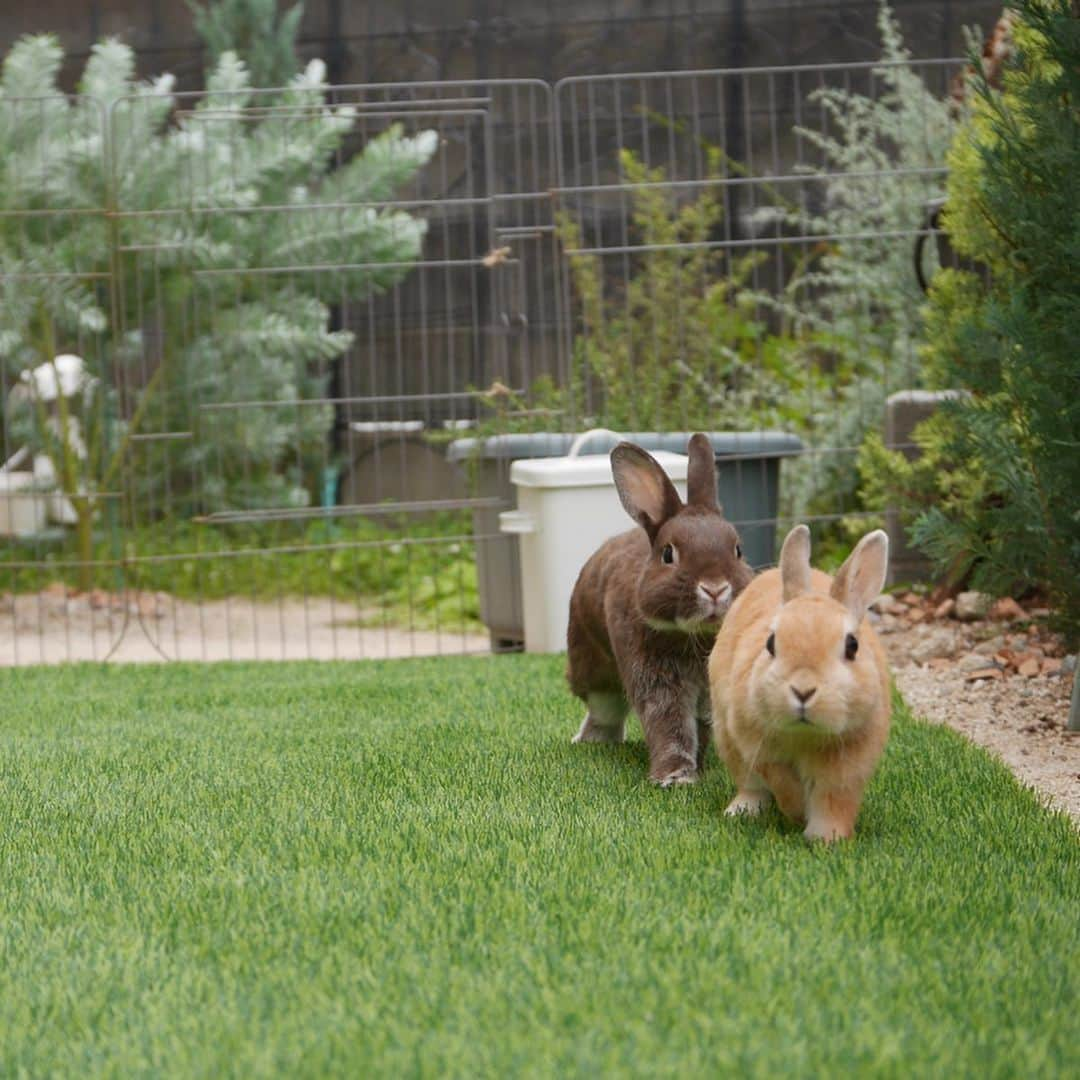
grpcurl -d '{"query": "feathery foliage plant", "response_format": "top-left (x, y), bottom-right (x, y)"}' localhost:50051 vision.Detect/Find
top-left (765, 0), bottom-right (956, 530)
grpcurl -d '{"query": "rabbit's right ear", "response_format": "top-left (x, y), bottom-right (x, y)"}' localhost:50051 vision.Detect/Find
top-left (830, 530), bottom-right (888, 624)
top-left (779, 524), bottom-right (813, 603)
top-left (686, 433), bottom-right (719, 510)
top-left (611, 443), bottom-right (683, 541)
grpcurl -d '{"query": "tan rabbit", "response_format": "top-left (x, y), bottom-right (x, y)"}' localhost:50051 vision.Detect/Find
top-left (709, 525), bottom-right (891, 842)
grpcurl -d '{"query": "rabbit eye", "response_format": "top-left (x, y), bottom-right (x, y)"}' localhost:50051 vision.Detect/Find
top-left (845, 633), bottom-right (859, 661)
top-left (765, 632), bottom-right (775, 657)
top-left (661, 544), bottom-right (675, 564)
top-left (735, 543), bottom-right (743, 560)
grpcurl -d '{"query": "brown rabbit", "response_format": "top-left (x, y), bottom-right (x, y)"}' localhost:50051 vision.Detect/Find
top-left (709, 524), bottom-right (891, 842)
top-left (566, 434), bottom-right (754, 786)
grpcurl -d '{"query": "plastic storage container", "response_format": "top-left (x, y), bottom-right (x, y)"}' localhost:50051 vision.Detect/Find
top-left (499, 446), bottom-right (690, 654)
top-left (447, 430), bottom-right (802, 651)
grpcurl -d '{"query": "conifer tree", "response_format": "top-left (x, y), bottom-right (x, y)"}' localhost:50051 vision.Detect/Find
top-left (916, 0), bottom-right (1080, 643)
top-left (0, 36), bottom-right (436, 584)
top-left (189, 0), bottom-right (304, 88)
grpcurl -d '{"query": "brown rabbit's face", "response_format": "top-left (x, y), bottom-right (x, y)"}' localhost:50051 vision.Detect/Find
top-left (610, 434), bottom-right (754, 634)
top-left (638, 508), bottom-right (753, 630)
top-left (752, 595), bottom-right (867, 736)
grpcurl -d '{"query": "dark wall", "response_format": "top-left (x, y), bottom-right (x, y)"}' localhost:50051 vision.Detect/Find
top-left (2, 2), bottom-right (1002, 90)
top-left (0, 2), bottom-right (1005, 443)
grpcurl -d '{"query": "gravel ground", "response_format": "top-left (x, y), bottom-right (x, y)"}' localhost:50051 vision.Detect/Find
top-left (876, 609), bottom-right (1079, 823)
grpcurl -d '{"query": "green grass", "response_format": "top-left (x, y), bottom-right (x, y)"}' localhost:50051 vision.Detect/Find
top-left (0, 656), bottom-right (1077, 1077)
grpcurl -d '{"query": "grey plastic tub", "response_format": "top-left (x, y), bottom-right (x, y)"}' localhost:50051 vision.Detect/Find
top-left (447, 430), bottom-right (803, 651)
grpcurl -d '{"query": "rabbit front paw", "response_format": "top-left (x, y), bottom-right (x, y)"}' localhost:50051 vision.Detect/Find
top-left (651, 764), bottom-right (698, 788)
top-left (572, 693), bottom-right (628, 744)
top-left (803, 819), bottom-right (852, 844)
top-left (572, 717), bottom-right (623, 744)
top-left (724, 790), bottom-right (772, 817)
top-left (803, 790), bottom-right (859, 843)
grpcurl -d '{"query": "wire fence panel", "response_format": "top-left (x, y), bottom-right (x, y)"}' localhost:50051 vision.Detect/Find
top-left (0, 94), bottom-right (127, 665)
top-left (1, 63), bottom-right (966, 664)
top-left (552, 61), bottom-right (963, 561)
top-left (102, 80), bottom-right (552, 664)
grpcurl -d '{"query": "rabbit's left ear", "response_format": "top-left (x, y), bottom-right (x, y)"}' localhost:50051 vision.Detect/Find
top-left (686, 433), bottom-right (718, 510)
top-left (830, 530), bottom-right (889, 624)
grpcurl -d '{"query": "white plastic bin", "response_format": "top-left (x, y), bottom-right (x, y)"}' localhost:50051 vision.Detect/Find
top-left (500, 448), bottom-right (689, 653)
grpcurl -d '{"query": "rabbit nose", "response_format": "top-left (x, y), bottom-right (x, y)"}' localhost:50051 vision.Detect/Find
top-left (791, 685), bottom-right (817, 704)
top-left (698, 581), bottom-right (731, 603)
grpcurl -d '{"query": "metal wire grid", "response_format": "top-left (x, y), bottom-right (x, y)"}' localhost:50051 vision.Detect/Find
top-left (0, 94), bottom-right (122, 665)
top-left (551, 61), bottom-right (962, 536)
top-left (0, 63), bottom-right (962, 665)
top-left (1, 80), bottom-right (558, 664)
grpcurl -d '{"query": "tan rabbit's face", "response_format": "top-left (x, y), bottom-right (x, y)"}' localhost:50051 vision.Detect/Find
top-left (747, 523), bottom-right (889, 739)
top-left (751, 595), bottom-right (866, 736)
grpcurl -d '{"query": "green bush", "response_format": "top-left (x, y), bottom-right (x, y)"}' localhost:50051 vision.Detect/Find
top-left (555, 148), bottom-right (819, 434)
top-left (909, 0), bottom-right (1080, 643)
top-left (856, 410), bottom-right (990, 575)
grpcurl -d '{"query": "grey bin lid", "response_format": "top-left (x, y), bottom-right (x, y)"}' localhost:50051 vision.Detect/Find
top-left (447, 431), bottom-right (803, 463)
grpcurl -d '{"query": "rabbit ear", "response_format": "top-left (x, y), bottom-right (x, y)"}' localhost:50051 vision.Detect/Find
top-left (686, 433), bottom-right (719, 510)
top-left (611, 442), bottom-right (683, 540)
top-left (830, 530), bottom-right (889, 624)
top-left (779, 524), bottom-right (813, 603)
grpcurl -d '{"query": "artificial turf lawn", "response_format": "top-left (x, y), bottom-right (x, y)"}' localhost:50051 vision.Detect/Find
top-left (0, 656), bottom-right (1076, 1077)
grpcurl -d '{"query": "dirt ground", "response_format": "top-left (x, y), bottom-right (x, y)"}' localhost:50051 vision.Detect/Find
top-left (872, 594), bottom-right (1079, 823)
top-left (0, 587), bottom-right (489, 665)
top-left (2, 584), bottom-right (1077, 823)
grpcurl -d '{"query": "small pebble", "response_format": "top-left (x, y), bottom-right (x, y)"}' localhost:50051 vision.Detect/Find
top-left (990, 596), bottom-right (1028, 622)
top-left (955, 590), bottom-right (992, 621)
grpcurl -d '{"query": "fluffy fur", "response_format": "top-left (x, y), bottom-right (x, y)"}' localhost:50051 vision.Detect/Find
top-left (567, 434), bottom-right (754, 786)
top-left (709, 525), bottom-right (891, 841)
